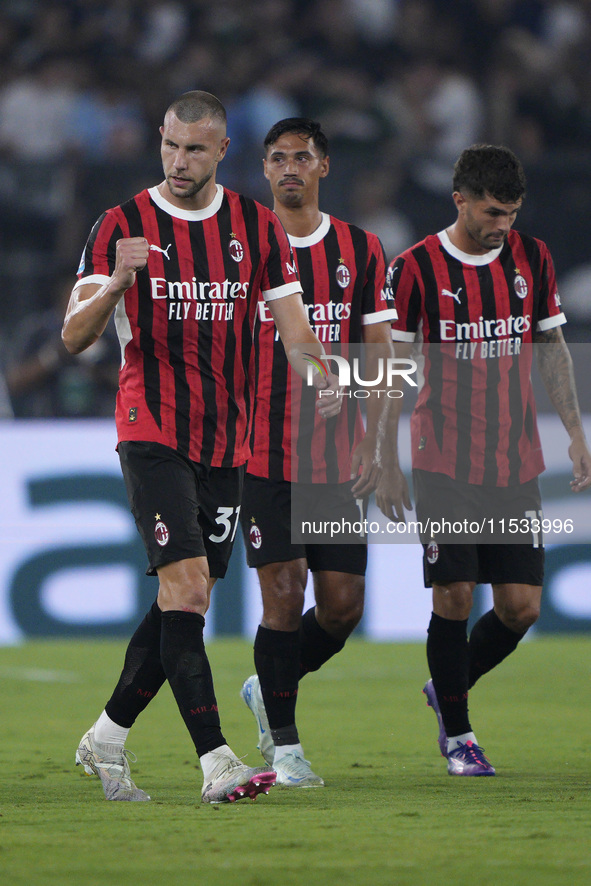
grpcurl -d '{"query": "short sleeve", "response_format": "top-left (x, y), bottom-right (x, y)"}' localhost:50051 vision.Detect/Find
top-left (361, 233), bottom-right (398, 325)
top-left (260, 210), bottom-right (303, 302)
top-left (536, 242), bottom-right (566, 332)
top-left (386, 255), bottom-right (422, 342)
top-left (76, 210), bottom-right (122, 287)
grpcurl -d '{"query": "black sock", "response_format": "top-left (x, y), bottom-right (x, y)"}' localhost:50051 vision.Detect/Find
top-left (468, 608), bottom-right (525, 689)
top-left (254, 625), bottom-right (300, 745)
top-left (299, 607), bottom-right (345, 678)
top-left (160, 610), bottom-right (225, 757)
top-left (105, 600), bottom-right (167, 728)
top-left (426, 612), bottom-right (471, 737)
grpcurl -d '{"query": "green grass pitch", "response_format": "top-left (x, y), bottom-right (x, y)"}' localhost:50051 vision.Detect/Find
top-left (0, 636), bottom-right (589, 886)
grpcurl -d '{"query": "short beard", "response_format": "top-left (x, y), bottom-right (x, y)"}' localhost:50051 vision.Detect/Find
top-left (466, 222), bottom-right (505, 251)
top-left (277, 190), bottom-right (304, 208)
top-left (166, 165), bottom-right (215, 200)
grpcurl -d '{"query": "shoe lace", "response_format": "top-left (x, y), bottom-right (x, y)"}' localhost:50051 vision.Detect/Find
top-left (279, 752), bottom-right (311, 775)
top-left (120, 748), bottom-right (138, 775)
top-left (98, 746), bottom-right (137, 780)
top-left (209, 752), bottom-right (248, 781)
top-left (454, 741), bottom-right (490, 765)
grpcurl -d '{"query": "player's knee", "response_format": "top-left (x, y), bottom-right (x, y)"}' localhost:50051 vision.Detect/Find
top-left (317, 581), bottom-right (365, 639)
top-left (262, 576), bottom-right (306, 611)
top-left (337, 599), bottom-right (364, 635)
top-left (158, 583), bottom-right (209, 613)
top-left (157, 558), bottom-right (210, 613)
top-left (504, 603), bottom-right (540, 633)
top-left (432, 582), bottom-right (474, 620)
top-left (317, 604), bottom-right (362, 640)
top-left (261, 597), bottom-right (305, 630)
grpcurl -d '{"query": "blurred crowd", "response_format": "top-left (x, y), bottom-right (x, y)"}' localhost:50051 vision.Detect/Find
top-left (1, 0), bottom-right (591, 418)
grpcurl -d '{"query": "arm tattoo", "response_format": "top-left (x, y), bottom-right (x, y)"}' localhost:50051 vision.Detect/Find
top-left (534, 326), bottom-right (584, 435)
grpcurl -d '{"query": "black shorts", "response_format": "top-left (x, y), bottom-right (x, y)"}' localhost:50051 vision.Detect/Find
top-left (413, 470), bottom-right (545, 587)
top-left (118, 441), bottom-right (244, 579)
top-left (240, 474), bottom-right (368, 575)
top-left (421, 541), bottom-right (545, 587)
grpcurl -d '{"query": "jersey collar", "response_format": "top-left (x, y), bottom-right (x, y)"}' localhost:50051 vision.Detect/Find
top-left (287, 212), bottom-right (331, 248)
top-left (148, 183), bottom-right (224, 220)
top-left (438, 229), bottom-right (504, 266)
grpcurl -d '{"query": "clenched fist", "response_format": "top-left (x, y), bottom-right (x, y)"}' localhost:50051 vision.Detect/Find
top-left (113, 237), bottom-right (150, 291)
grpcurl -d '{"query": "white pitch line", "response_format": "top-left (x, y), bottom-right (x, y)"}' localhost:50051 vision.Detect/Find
top-left (0, 666), bottom-right (81, 683)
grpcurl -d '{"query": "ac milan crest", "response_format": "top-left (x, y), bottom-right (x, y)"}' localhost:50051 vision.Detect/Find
top-left (249, 524), bottom-right (262, 549)
top-left (426, 541), bottom-right (439, 564)
top-left (155, 520), bottom-right (170, 547)
top-left (336, 260), bottom-right (350, 289)
top-left (229, 235), bottom-right (244, 263)
top-left (514, 274), bottom-right (528, 299)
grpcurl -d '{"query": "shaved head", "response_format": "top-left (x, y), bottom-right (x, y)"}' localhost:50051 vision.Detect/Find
top-left (165, 91), bottom-right (227, 129)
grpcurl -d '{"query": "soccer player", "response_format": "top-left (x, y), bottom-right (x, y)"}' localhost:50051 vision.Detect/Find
top-left (62, 92), bottom-right (341, 804)
top-left (380, 144), bottom-right (591, 775)
top-left (239, 118), bottom-right (396, 785)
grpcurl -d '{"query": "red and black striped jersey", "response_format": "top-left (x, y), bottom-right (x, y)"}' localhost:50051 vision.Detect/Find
top-left (247, 213), bottom-right (396, 483)
top-left (76, 184), bottom-right (301, 467)
top-left (386, 229), bottom-right (566, 486)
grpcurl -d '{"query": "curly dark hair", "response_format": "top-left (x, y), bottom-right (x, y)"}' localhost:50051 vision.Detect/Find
top-left (264, 117), bottom-right (329, 158)
top-left (453, 144), bottom-right (526, 203)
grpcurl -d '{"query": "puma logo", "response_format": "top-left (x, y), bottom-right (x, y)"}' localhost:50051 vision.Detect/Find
top-left (441, 287), bottom-right (462, 304)
top-left (149, 243), bottom-right (172, 259)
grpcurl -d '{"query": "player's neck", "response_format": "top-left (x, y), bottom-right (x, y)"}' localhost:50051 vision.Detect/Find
top-left (274, 202), bottom-right (323, 239)
top-left (446, 221), bottom-right (491, 256)
top-left (156, 178), bottom-right (219, 213)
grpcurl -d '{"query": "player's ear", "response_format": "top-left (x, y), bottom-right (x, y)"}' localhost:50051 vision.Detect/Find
top-left (320, 156), bottom-right (330, 178)
top-left (217, 137), bottom-right (230, 162)
top-left (263, 157), bottom-right (270, 180)
top-left (452, 191), bottom-right (466, 212)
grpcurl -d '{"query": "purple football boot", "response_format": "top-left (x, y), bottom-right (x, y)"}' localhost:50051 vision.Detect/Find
top-left (447, 740), bottom-right (496, 776)
top-left (423, 679), bottom-right (448, 758)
